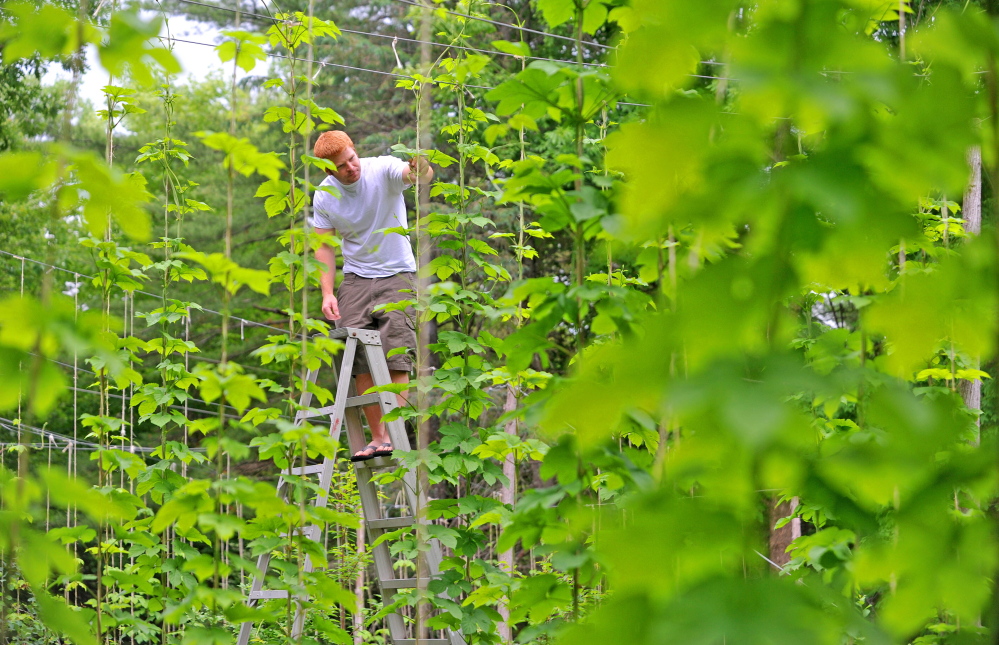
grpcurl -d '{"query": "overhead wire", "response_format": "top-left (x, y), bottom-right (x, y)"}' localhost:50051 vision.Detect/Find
top-left (168, 0), bottom-right (728, 88)
top-left (160, 34), bottom-right (660, 108)
top-left (389, 0), bottom-right (615, 51)
top-left (174, 0), bottom-right (611, 69)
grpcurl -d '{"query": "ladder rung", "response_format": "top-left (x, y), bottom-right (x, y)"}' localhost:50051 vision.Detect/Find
top-left (250, 590), bottom-right (289, 599)
top-left (354, 456), bottom-right (397, 470)
top-left (345, 393), bottom-right (382, 408)
top-left (280, 525), bottom-right (321, 540)
top-left (367, 516), bottom-right (414, 530)
top-left (297, 393), bottom-right (382, 420)
top-left (284, 464), bottom-right (325, 476)
top-left (381, 578), bottom-right (433, 590)
top-left (297, 404), bottom-right (337, 419)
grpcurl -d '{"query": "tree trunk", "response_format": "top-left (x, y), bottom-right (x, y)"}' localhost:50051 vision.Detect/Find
top-left (767, 497), bottom-right (801, 570)
top-left (353, 520), bottom-right (365, 645)
top-left (961, 146), bottom-right (983, 444)
top-left (965, 147), bottom-right (982, 236)
top-left (415, 2), bottom-right (433, 642)
top-left (497, 385), bottom-right (518, 643)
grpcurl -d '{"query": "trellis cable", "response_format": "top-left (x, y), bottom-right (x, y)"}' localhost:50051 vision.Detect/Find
top-left (389, 0), bottom-right (615, 51)
top-left (174, 0), bottom-right (611, 68)
top-left (166, 0), bottom-right (729, 88)
top-left (0, 418), bottom-right (207, 453)
top-left (157, 34), bottom-right (665, 106)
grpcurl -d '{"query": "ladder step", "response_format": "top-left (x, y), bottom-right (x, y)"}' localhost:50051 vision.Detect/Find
top-left (367, 516), bottom-right (414, 530)
top-left (297, 393), bottom-right (383, 420)
top-left (280, 525), bottom-right (321, 540)
top-left (284, 464), bottom-right (325, 476)
top-left (354, 456), bottom-right (398, 470)
top-left (381, 578), bottom-right (433, 590)
top-left (345, 393), bottom-right (383, 408)
top-left (297, 405), bottom-right (336, 420)
top-left (250, 590), bottom-right (289, 599)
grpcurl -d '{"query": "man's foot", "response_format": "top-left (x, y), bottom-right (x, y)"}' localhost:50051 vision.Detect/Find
top-left (372, 443), bottom-right (393, 457)
top-left (349, 443), bottom-right (380, 462)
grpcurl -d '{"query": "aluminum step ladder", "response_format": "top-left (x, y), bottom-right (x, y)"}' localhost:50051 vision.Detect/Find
top-left (236, 327), bottom-right (465, 645)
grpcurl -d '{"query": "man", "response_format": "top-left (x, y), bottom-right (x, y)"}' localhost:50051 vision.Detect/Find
top-left (311, 130), bottom-right (433, 461)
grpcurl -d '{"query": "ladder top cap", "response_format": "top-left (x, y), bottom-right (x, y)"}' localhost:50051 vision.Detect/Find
top-left (326, 327), bottom-right (382, 344)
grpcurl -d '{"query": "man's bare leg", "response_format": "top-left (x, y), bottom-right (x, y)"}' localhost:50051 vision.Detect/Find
top-left (352, 369), bottom-right (410, 458)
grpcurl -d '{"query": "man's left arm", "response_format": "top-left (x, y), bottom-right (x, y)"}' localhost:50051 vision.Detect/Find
top-left (403, 155), bottom-right (433, 185)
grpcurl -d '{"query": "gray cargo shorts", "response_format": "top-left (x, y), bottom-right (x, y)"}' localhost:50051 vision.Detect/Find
top-left (335, 272), bottom-right (416, 373)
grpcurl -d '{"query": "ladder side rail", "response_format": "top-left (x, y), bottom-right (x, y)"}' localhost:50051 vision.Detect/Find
top-left (338, 342), bottom-right (412, 641)
top-left (358, 335), bottom-right (428, 553)
top-left (236, 620), bottom-right (254, 645)
top-left (238, 364), bottom-right (325, 645)
top-left (359, 337), bottom-right (426, 528)
top-left (310, 336), bottom-right (357, 511)
top-left (293, 367), bottom-right (321, 422)
top-left (291, 602), bottom-right (307, 640)
top-left (357, 328), bottom-right (467, 644)
top-left (290, 339), bottom-right (356, 635)
top-left (357, 331), bottom-right (409, 450)
top-left (295, 336), bottom-right (351, 627)
top-left (236, 524), bottom-right (294, 644)
top-left (347, 402), bottom-right (409, 639)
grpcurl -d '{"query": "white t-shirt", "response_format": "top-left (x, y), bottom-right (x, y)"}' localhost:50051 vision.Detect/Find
top-left (312, 155), bottom-right (417, 278)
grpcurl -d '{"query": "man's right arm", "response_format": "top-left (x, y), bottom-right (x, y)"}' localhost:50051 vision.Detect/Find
top-left (314, 227), bottom-right (340, 321)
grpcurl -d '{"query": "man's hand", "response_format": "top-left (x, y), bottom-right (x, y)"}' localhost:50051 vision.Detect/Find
top-left (322, 294), bottom-right (341, 321)
top-left (405, 155), bottom-right (433, 185)
top-left (408, 155), bottom-right (431, 175)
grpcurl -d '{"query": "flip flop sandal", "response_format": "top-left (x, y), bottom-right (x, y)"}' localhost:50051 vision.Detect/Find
top-left (372, 443), bottom-right (394, 457)
top-left (349, 444), bottom-right (379, 462)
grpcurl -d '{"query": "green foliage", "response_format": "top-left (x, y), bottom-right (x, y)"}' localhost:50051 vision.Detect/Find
top-left (0, 2), bottom-right (98, 63)
top-left (3, 0), bottom-right (999, 644)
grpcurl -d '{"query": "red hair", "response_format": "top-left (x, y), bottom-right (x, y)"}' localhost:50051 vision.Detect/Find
top-left (314, 130), bottom-right (354, 160)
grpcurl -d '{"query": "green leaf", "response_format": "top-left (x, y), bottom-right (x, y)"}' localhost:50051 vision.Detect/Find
top-left (71, 152), bottom-right (152, 241)
top-left (492, 39), bottom-right (532, 58)
top-left (181, 627), bottom-right (231, 645)
top-left (0, 2), bottom-right (99, 63)
top-left (0, 151), bottom-right (58, 201)
top-left (177, 251), bottom-right (272, 296)
top-left (98, 11), bottom-right (180, 86)
top-left (537, 0), bottom-right (575, 29)
top-left (255, 178), bottom-right (293, 217)
top-left (197, 131), bottom-right (285, 180)
top-left (216, 31), bottom-right (268, 72)
top-left (582, 0), bottom-right (609, 34)
top-left (34, 591), bottom-right (97, 645)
